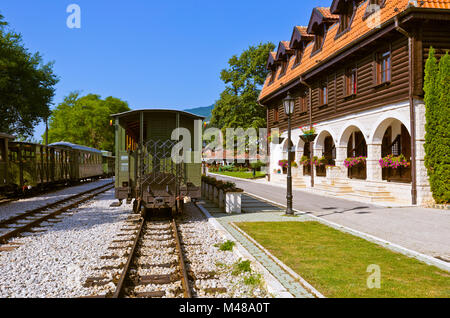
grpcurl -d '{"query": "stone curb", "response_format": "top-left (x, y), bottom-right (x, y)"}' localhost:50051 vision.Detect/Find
top-left (244, 192), bottom-right (450, 273)
top-left (229, 222), bottom-right (325, 298)
top-left (195, 203), bottom-right (294, 298)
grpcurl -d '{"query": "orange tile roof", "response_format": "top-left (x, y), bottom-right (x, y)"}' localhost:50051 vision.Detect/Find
top-left (317, 7), bottom-right (339, 20)
top-left (259, 0), bottom-right (450, 102)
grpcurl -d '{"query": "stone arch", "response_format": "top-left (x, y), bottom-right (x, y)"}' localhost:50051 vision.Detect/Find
top-left (338, 121), bottom-right (368, 147)
top-left (370, 115), bottom-right (410, 145)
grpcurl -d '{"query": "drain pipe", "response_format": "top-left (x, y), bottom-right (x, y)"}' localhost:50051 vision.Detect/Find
top-left (258, 101), bottom-right (270, 181)
top-left (395, 16), bottom-right (417, 205)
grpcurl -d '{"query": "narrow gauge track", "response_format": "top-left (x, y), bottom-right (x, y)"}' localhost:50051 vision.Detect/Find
top-left (0, 182), bottom-right (114, 245)
top-left (86, 204), bottom-right (231, 298)
top-left (111, 213), bottom-right (191, 298)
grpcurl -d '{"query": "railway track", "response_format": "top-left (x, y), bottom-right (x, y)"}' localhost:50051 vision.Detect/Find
top-left (0, 182), bottom-right (114, 246)
top-left (86, 204), bottom-right (230, 298)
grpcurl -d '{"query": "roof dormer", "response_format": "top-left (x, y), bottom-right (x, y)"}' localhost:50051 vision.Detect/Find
top-left (275, 41), bottom-right (294, 61)
top-left (275, 41), bottom-right (293, 78)
top-left (307, 7), bottom-right (339, 54)
top-left (331, 0), bottom-right (359, 35)
top-left (266, 52), bottom-right (278, 70)
top-left (289, 26), bottom-right (314, 50)
top-left (289, 26), bottom-right (314, 68)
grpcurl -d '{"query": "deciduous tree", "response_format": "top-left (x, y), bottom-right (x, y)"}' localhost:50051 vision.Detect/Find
top-left (45, 93), bottom-right (130, 152)
top-left (0, 14), bottom-right (58, 138)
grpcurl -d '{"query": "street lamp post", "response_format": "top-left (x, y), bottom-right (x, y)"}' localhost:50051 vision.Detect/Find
top-left (283, 91), bottom-right (295, 215)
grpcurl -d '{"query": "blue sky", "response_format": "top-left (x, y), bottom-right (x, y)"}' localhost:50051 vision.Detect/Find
top-left (1, 0), bottom-right (330, 140)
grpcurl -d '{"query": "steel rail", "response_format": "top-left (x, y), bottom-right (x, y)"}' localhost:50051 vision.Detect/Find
top-left (0, 184), bottom-right (114, 244)
top-left (112, 217), bottom-right (146, 298)
top-left (172, 218), bottom-right (192, 298)
top-left (112, 216), bottom-right (192, 298)
top-left (0, 182), bottom-right (114, 228)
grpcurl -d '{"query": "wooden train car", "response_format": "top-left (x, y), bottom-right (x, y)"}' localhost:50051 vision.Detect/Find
top-left (7, 142), bottom-right (72, 192)
top-left (111, 109), bottom-right (203, 214)
top-left (0, 133), bottom-right (15, 193)
top-left (49, 142), bottom-right (103, 181)
top-left (101, 151), bottom-right (115, 177)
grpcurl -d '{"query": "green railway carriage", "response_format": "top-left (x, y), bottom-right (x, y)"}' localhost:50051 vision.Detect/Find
top-left (49, 142), bottom-right (103, 181)
top-left (0, 133), bottom-right (15, 192)
top-left (7, 141), bottom-right (72, 191)
top-left (101, 151), bottom-right (115, 177)
top-left (111, 109), bottom-right (203, 214)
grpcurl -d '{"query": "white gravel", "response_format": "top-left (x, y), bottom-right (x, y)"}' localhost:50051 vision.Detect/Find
top-left (0, 188), bottom-right (131, 298)
top-left (0, 179), bottom-right (114, 222)
top-left (178, 204), bottom-right (269, 298)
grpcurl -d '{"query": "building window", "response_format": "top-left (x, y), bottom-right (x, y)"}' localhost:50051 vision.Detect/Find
top-left (338, 4), bottom-right (354, 34)
top-left (376, 50), bottom-right (391, 84)
top-left (279, 59), bottom-right (288, 78)
top-left (319, 82), bottom-right (328, 105)
top-left (300, 92), bottom-right (308, 113)
top-left (345, 67), bottom-right (357, 96)
top-left (313, 25), bottom-right (327, 53)
top-left (293, 50), bottom-right (303, 67)
top-left (269, 69), bottom-right (277, 84)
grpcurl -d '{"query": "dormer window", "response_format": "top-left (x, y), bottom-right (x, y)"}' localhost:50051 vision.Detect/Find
top-left (269, 68), bottom-right (277, 84)
top-left (293, 50), bottom-right (303, 67)
top-left (338, 3), bottom-right (355, 34)
top-left (279, 60), bottom-right (288, 78)
top-left (313, 25), bottom-right (327, 52)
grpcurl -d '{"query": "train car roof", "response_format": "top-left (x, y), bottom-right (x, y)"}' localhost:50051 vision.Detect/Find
top-left (111, 109), bottom-right (205, 120)
top-left (0, 133), bottom-right (15, 140)
top-left (49, 142), bottom-right (103, 154)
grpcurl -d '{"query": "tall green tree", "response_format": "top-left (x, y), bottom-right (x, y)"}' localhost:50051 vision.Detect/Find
top-left (424, 48), bottom-right (450, 203)
top-left (45, 93), bottom-right (130, 152)
top-left (210, 42), bottom-right (275, 131)
top-left (0, 14), bottom-right (58, 137)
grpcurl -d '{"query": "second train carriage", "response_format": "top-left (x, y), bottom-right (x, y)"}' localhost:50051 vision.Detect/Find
top-left (101, 150), bottom-right (115, 177)
top-left (112, 109), bottom-right (203, 214)
top-left (49, 142), bottom-right (104, 181)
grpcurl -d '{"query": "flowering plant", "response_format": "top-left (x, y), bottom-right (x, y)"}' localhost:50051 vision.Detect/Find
top-left (278, 160), bottom-right (288, 168)
top-left (300, 155), bottom-right (310, 166)
top-left (379, 154), bottom-right (410, 169)
top-left (300, 125), bottom-right (316, 135)
top-left (344, 156), bottom-right (367, 168)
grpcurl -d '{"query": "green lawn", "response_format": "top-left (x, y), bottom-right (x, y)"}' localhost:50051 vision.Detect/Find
top-left (212, 171), bottom-right (266, 179)
top-left (236, 221), bottom-right (450, 298)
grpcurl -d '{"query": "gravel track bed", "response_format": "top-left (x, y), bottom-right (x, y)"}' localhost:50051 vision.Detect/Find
top-left (0, 188), bottom-right (131, 298)
top-left (67, 203), bottom-right (270, 298)
top-left (177, 204), bottom-right (269, 298)
top-left (0, 179), bottom-right (114, 222)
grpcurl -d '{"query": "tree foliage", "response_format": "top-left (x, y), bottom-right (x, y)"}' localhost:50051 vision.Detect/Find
top-left (424, 48), bottom-right (450, 204)
top-left (210, 42), bottom-right (275, 131)
top-left (45, 93), bottom-right (130, 152)
top-left (0, 14), bottom-right (58, 138)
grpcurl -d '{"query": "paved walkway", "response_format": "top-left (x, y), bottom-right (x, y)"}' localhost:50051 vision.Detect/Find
top-left (209, 173), bottom-right (450, 261)
top-left (199, 196), bottom-right (316, 298)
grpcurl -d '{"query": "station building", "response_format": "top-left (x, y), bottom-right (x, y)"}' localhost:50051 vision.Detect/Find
top-left (258, 0), bottom-right (450, 205)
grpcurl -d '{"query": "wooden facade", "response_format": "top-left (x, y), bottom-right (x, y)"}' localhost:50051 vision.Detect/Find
top-left (259, 0), bottom-right (450, 205)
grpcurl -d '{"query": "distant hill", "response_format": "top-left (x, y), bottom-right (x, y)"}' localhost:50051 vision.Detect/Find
top-left (184, 105), bottom-right (214, 121)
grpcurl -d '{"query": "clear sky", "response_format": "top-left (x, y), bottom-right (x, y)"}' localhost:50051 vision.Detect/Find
top-left (1, 0), bottom-right (330, 141)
